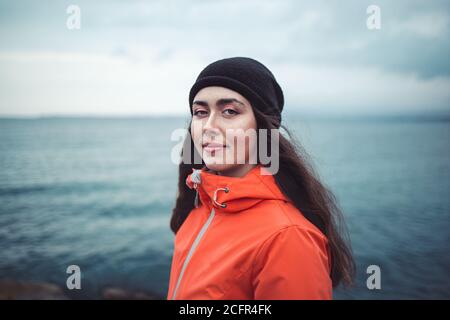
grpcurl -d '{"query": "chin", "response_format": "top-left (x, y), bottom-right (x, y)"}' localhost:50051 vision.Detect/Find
top-left (203, 163), bottom-right (236, 173)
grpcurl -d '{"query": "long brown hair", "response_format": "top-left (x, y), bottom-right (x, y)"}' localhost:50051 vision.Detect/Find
top-left (170, 108), bottom-right (356, 287)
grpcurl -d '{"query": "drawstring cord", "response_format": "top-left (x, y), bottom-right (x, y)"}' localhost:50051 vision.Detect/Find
top-left (190, 170), bottom-right (201, 208)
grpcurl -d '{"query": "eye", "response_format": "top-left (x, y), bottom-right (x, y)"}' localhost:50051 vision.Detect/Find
top-left (223, 108), bottom-right (239, 116)
top-left (193, 109), bottom-right (207, 117)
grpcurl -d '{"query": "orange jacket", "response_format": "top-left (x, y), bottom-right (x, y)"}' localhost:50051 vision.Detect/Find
top-left (167, 164), bottom-right (332, 300)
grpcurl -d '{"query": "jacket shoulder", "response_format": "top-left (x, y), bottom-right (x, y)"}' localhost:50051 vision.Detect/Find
top-left (253, 199), bottom-right (325, 237)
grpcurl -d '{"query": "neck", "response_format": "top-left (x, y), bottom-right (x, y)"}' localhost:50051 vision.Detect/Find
top-left (215, 163), bottom-right (257, 178)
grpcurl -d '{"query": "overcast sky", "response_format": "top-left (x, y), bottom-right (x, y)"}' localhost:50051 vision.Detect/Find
top-left (0, 0), bottom-right (449, 116)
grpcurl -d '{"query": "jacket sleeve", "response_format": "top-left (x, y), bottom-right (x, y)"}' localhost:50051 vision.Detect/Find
top-left (252, 225), bottom-right (332, 300)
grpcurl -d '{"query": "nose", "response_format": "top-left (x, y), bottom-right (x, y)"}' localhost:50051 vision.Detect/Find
top-left (203, 111), bottom-right (221, 137)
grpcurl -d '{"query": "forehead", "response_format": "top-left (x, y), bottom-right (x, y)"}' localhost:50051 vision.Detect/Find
top-left (193, 86), bottom-right (250, 105)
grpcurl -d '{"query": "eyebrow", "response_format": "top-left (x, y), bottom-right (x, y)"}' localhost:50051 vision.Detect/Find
top-left (192, 98), bottom-right (245, 108)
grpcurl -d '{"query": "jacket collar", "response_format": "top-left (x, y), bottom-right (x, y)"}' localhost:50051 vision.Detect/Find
top-left (186, 164), bottom-right (289, 213)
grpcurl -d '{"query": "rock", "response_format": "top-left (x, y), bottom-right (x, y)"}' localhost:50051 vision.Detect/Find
top-left (0, 278), bottom-right (163, 300)
top-left (0, 278), bottom-right (69, 300)
top-left (101, 286), bottom-right (160, 300)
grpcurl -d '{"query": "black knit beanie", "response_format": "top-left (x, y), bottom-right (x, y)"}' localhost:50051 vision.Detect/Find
top-left (189, 57), bottom-right (284, 127)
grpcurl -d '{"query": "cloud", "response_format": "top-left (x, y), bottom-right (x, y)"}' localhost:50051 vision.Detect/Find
top-left (276, 62), bottom-right (450, 115)
top-left (391, 12), bottom-right (449, 38)
top-left (0, 50), bottom-right (204, 116)
top-left (1, 50), bottom-right (448, 116)
top-left (0, 0), bottom-right (449, 116)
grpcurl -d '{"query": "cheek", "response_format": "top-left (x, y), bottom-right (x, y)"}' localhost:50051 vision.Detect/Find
top-left (225, 115), bottom-right (257, 140)
top-left (232, 112), bottom-right (256, 129)
top-left (225, 117), bottom-right (257, 154)
top-left (190, 120), bottom-right (203, 146)
top-left (242, 112), bottom-right (257, 131)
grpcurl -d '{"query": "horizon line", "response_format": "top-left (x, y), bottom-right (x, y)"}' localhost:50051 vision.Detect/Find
top-left (0, 110), bottom-right (449, 121)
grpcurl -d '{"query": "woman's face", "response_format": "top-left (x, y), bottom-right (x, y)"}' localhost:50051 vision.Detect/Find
top-left (191, 86), bottom-right (258, 175)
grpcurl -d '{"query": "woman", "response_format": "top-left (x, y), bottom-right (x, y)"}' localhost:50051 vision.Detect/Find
top-left (167, 57), bottom-right (355, 300)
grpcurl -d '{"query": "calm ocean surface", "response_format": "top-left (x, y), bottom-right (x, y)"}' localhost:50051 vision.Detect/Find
top-left (0, 115), bottom-right (449, 299)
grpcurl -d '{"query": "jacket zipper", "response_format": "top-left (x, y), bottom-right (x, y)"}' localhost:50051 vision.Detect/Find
top-left (171, 207), bottom-right (216, 300)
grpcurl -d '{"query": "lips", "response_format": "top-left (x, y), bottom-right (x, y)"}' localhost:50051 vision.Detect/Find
top-left (202, 142), bottom-right (227, 152)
